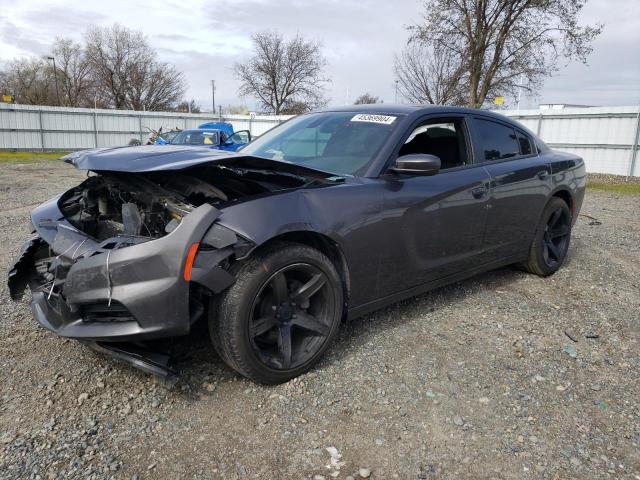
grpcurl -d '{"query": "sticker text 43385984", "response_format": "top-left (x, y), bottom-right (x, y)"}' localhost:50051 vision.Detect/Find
top-left (350, 114), bottom-right (397, 125)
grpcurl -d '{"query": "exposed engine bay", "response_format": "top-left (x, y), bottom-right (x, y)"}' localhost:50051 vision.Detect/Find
top-left (58, 166), bottom-right (305, 242)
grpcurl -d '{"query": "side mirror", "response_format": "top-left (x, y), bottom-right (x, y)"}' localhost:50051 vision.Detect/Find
top-left (389, 154), bottom-right (441, 176)
top-left (225, 130), bottom-right (252, 146)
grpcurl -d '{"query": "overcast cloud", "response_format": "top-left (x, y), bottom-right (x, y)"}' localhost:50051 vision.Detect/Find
top-left (0, 0), bottom-right (638, 110)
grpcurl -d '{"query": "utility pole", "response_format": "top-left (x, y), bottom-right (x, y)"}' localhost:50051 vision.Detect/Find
top-left (47, 56), bottom-right (61, 106)
top-left (394, 80), bottom-right (399, 104)
top-left (211, 80), bottom-right (216, 113)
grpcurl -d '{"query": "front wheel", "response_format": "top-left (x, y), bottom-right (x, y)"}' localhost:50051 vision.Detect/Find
top-left (520, 197), bottom-right (572, 276)
top-left (210, 243), bottom-right (343, 384)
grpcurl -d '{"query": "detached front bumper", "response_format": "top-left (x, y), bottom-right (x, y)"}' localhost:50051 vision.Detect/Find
top-left (8, 198), bottom-right (236, 342)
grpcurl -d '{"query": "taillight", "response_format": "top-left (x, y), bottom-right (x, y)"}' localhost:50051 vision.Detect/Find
top-left (183, 242), bottom-right (200, 281)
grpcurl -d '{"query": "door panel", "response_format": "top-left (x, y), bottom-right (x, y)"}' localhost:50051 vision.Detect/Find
top-left (376, 166), bottom-right (491, 296)
top-left (482, 157), bottom-right (551, 260)
top-left (468, 117), bottom-right (551, 261)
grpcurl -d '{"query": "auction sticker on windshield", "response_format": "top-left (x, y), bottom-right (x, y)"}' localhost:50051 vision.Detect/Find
top-left (351, 114), bottom-right (397, 125)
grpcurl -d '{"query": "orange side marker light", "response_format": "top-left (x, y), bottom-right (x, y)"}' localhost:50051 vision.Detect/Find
top-left (183, 242), bottom-right (200, 281)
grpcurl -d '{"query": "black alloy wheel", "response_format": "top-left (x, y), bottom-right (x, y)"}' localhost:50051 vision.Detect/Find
top-left (249, 263), bottom-right (334, 370)
top-left (521, 196), bottom-right (572, 276)
top-left (210, 243), bottom-right (343, 384)
top-left (542, 206), bottom-right (571, 268)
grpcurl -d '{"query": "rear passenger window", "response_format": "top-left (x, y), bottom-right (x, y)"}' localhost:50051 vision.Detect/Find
top-left (474, 118), bottom-right (519, 161)
top-left (516, 131), bottom-right (533, 155)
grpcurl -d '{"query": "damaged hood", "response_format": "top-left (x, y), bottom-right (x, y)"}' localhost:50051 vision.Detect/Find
top-left (61, 145), bottom-right (336, 179)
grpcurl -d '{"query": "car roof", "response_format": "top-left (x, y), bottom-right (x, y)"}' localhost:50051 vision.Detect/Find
top-left (318, 104), bottom-right (514, 123)
top-left (181, 128), bottom-right (219, 133)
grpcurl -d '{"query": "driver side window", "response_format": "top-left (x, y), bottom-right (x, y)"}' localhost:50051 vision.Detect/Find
top-left (399, 118), bottom-right (469, 170)
top-left (229, 131), bottom-right (251, 145)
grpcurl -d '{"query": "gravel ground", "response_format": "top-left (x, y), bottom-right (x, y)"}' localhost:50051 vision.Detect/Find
top-left (1, 161), bottom-right (639, 480)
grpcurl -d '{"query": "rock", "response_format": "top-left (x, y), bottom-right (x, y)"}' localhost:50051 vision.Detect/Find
top-left (313, 475), bottom-right (326, 480)
top-left (1, 432), bottom-right (15, 444)
top-left (325, 446), bottom-right (345, 472)
top-left (358, 468), bottom-right (371, 478)
top-left (453, 415), bottom-right (464, 426)
top-left (569, 457), bottom-right (582, 468)
top-left (77, 392), bottom-right (89, 405)
top-left (375, 438), bottom-right (384, 445)
top-left (203, 382), bottom-right (216, 392)
top-left (478, 397), bottom-right (490, 404)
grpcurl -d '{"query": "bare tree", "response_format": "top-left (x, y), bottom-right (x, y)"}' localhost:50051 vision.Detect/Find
top-left (226, 105), bottom-right (250, 115)
top-left (410, 0), bottom-right (602, 107)
top-left (175, 99), bottom-right (201, 113)
top-left (50, 38), bottom-right (93, 107)
top-left (394, 43), bottom-right (466, 105)
top-left (0, 58), bottom-right (55, 105)
top-left (279, 100), bottom-right (315, 115)
top-left (354, 93), bottom-right (382, 105)
top-left (85, 24), bottom-right (185, 111)
top-left (234, 31), bottom-right (328, 114)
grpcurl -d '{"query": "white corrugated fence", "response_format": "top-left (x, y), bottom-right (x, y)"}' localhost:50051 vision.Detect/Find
top-left (0, 103), bottom-right (292, 152)
top-left (1, 103), bottom-right (639, 176)
top-left (500, 106), bottom-right (640, 177)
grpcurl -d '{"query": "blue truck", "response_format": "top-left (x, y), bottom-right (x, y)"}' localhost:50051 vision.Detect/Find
top-left (156, 122), bottom-right (251, 151)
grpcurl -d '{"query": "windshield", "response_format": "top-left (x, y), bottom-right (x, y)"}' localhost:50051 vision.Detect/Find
top-left (171, 130), bottom-right (219, 146)
top-left (240, 112), bottom-right (400, 175)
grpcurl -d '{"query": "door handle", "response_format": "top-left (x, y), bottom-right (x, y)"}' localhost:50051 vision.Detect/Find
top-left (537, 170), bottom-right (549, 180)
top-left (471, 186), bottom-right (487, 199)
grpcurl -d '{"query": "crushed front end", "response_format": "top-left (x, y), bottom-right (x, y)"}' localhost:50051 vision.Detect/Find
top-left (7, 152), bottom-right (323, 377)
top-left (8, 196), bottom-right (227, 342)
top-left (6, 168), bottom-right (265, 343)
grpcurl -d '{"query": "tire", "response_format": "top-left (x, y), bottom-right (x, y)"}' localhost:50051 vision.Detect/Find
top-left (210, 242), bottom-right (343, 384)
top-left (520, 197), bottom-right (572, 276)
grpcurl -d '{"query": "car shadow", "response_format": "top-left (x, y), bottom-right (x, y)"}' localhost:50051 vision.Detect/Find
top-left (159, 263), bottom-right (529, 388)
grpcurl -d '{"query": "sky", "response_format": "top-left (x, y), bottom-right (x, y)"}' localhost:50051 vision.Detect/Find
top-left (0, 0), bottom-right (638, 111)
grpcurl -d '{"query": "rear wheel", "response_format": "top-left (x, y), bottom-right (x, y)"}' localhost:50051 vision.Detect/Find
top-left (520, 197), bottom-right (572, 276)
top-left (210, 243), bottom-right (343, 384)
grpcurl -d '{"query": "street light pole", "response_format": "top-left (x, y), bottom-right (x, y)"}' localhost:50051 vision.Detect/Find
top-left (211, 80), bottom-right (216, 113)
top-left (47, 56), bottom-right (61, 106)
top-left (395, 80), bottom-right (399, 104)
